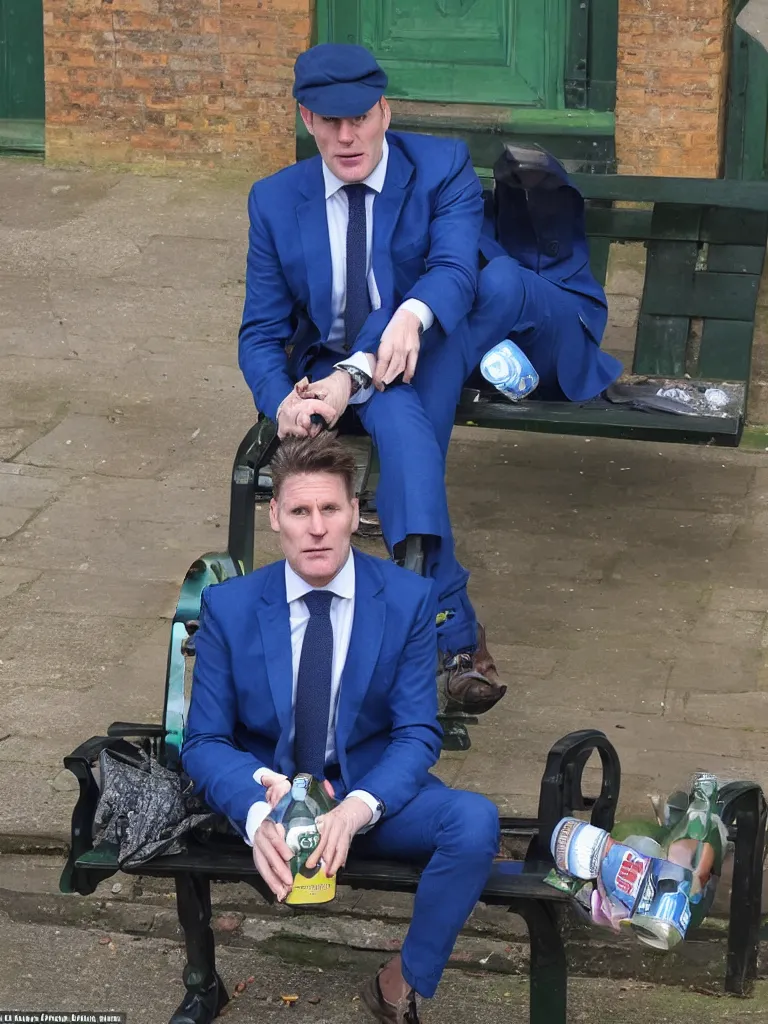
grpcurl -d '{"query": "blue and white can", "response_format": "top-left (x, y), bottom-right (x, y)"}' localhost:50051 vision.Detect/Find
top-left (480, 339), bottom-right (539, 401)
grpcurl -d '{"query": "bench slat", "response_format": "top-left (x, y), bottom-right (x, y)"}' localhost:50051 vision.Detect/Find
top-left (634, 315), bottom-right (688, 376)
top-left (74, 846), bottom-right (567, 903)
top-left (707, 245), bottom-right (767, 276)
top-left (456, 394), bottom-right (743, 445)
top-left (699, 320), bottom-right (756, 381)
top-left (575, 174), bottom-right (768, 210)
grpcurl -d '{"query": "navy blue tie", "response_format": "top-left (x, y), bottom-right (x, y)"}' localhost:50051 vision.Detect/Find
top-left (294, 590), bottom-right (335, 779)
top-left (343, 183), bottom-right (372, 350)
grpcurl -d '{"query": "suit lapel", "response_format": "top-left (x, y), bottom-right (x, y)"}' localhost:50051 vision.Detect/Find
top-left (298, 157), bottom-right (333, 340)
top-left (371, 139), bottom-right (415, 309)
top-left (336, 551), bottom-right (386, 756)
top-left (259, 563), bottom-right (294, 758)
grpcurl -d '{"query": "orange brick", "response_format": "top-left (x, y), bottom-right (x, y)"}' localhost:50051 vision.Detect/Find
top-left (617, 0), bottom-right (729, 176)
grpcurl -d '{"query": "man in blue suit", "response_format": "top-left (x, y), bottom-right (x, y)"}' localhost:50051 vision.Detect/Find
top-left (182, 435), bottom-right (500, 1023)
top-left (238, 43), bottom-right (620, 714)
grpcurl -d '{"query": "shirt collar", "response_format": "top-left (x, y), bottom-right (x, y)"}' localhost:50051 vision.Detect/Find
top-left (322, 137), bottom-right (389, 200)
top-left (284, 549), bottom-right (355, 604)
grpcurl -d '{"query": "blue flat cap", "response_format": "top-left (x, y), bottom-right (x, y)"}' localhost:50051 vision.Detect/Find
top-left (293, 43), bottom-right (388, 117)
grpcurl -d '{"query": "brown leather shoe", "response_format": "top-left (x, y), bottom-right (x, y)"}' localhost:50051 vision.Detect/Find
top-left (439, 623), bottom-right (507, 715)
top-left (473, 622), bottom-right (502, 685)
top-left (360, 971), bottom-right (420, 1023)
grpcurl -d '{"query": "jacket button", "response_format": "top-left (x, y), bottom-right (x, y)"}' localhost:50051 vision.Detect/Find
top-left (545, 240), bottom-right (560, 257)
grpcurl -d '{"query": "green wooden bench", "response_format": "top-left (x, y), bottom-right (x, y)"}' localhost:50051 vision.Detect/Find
top-left (458, 163), bottom-right (768, 446)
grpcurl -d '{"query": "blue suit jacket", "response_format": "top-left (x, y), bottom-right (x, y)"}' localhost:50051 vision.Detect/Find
top-left (238, 130), bottom-right (484, 420)
top-left (181, 550), bottom-right (443, 835)
top-left (480, 147), bottom-right (608, 345)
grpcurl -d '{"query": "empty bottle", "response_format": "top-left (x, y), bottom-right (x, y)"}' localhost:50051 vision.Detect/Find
top-left (480, 339), bottom-right (539, 401)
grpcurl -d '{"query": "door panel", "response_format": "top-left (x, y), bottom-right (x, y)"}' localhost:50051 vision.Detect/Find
top-left (320, 0), bottom-right (566, 109)
top-left (0, 0), bottom-right (45, 151)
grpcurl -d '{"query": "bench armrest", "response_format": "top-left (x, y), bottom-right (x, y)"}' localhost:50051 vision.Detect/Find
top-left (528, 729), bottom-right (621, 864)
top-left (60, 733), bottom-right (161, 896)
top-left (717, 781), bottom-right (768, 995)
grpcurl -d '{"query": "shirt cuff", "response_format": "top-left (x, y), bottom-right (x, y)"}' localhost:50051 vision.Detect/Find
top-left (245, 800), bottom-right (273, 846)
top-left (253, 767), bottom-right (287, 787)
top-left (399, 298), bottom-right (434, 333)
top-left (347, 789), bottom-right (382, 831)
top-left (334, 352), bottom-right (375, 406)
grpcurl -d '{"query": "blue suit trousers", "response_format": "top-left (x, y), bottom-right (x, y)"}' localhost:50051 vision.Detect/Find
top-left (352, 777), bottom-right (499, 997)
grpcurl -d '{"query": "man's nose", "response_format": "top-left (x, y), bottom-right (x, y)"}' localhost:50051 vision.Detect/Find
top-left (309, 508), bottom-right (326, 534)
top-left (337, 120), bottom-right (355, 144)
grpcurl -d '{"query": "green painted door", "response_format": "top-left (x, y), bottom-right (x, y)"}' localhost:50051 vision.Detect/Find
top-left (318, 0), bottom-right (567, 109)
top-left (0, 0), bottom-right (46, 152)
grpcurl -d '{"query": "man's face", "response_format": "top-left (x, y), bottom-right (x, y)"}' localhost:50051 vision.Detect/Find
top-left (270, 471), bottom-right (359, 587)
top-left (300, 99), bottom-right (391, 182)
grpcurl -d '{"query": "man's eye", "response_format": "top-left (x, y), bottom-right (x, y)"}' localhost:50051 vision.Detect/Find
top-left (322, 505), bottom-right (339, 514)
top-left (291, 508), bottom-right (309, 516)
top-left (323, 117), bottom-right (339, 126)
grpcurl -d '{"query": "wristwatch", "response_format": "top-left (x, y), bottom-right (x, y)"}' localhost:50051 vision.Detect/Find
top-left (340, 364), bottom-right (372, 396)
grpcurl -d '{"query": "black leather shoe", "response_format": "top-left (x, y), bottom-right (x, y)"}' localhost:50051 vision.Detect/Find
top-left (169, 972), bottom-right (228, 1024)
top-left (360, 971), bottom-right (420, 1024)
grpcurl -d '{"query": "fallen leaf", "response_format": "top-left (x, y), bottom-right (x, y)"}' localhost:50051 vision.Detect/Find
top-left (280, 994), bottom-right (299, 1007)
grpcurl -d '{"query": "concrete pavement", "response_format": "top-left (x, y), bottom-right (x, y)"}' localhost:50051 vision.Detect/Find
top-left (3, 157), bottom-right (768, 1008)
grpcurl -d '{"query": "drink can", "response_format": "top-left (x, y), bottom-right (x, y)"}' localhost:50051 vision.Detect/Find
top-left (551, 818), bottom-right (610, 880)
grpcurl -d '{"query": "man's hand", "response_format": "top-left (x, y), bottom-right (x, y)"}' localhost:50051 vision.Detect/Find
top-left (252, 819), bottom-right (294, 901)
top-left (297, 369), bottom-right (352, 426)
top-left (260, 770), bottom-right (291, 809)
top-left (276, 378), bottom-right (337, 439)
top-left (305, 796), bottom-right (373, 878)
top-left (374, 308), bottom-right (421, 391)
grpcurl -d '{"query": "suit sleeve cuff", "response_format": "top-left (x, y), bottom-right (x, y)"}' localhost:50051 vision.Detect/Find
top-left (334, 353), bottom-right (375, 406)
top-left (245, 800), bottom-right (273, 846)
top-left (399, 298), bottom-right (434, 333)
top-left (347, 789), bottom-right (383, 832)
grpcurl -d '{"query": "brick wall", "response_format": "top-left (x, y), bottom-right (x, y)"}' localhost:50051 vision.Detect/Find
top-left (43, 0), bottom-right (313, 175)
top-left (44, 0), bottom-right (735, 179)
top-left (615, 0), bottom-right (732, 177)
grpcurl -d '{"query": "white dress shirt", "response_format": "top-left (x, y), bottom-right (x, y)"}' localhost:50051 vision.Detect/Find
top-left (323, 138), bottom-right (435, 405)
top-left (245, 552), bottom-right (382, 845)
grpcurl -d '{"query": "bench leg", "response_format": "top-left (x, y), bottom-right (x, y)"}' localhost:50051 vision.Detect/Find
top-left (723, 784), bottom-right (767, 996)
top-left (516, 903), bottom-right (567, 1024)
top-left (169, 873), bottom-right (229, 1024)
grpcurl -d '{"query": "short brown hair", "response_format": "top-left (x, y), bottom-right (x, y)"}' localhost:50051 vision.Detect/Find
top-left (270, 434), bottom-right (357, 500)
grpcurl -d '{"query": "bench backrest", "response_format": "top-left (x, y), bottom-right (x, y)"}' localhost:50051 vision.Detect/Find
top-left (575, 175), bottom-right (768, 383)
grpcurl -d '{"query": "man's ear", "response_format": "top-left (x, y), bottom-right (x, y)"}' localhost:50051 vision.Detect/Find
top-left (269, 498), bottom-right (280, 534)
top-left (351, 496), bottom-right (360, 535)
top-left (380, 97), bottom-right (392, 131)
top-left (298, 104), bottom-right (315, 136)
